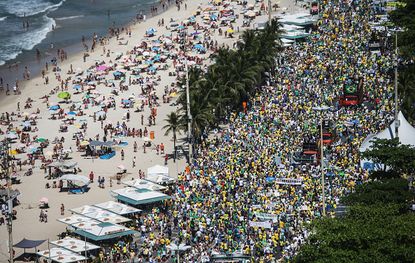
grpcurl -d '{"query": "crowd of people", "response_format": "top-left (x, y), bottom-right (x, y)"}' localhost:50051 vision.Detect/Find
top-left (164, 0), bottom-right (395, 261)
top-left (0, 0), bottom-right (398, 261)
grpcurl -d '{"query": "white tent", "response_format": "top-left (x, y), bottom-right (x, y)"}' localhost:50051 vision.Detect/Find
top-left (111, 187), bottom-right (170, 205)
top-left (60, 174), bottom-right (90, 185)
top-left (123, 178), bottom-right (167, 191)
top-left (50, 237), bottom-right (100, 253)
top-left (37, 247), bottom-right (87, 263)
top-left (359, 112), bottom-right (415, 170)
top-left (360, 112), bottom-right (415, 152)
top-left (146, 165), bottom-right (175, 184)
top-left (147, 165), bottom-right (169, 176)
top-left (57, 214), bottom-right (91, 225)
top-left (70, 205), bottom-right (130, 224)
top-left (71, 220), bottom-right (137, 241)
top-left (94, 201), bottom-right (141, 215)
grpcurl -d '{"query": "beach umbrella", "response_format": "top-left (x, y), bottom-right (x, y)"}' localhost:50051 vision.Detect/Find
top-left (227, 28), bottom-right (234, 34)
top-left (39, 197), bottom-right (49, 204)
top-left (117, 165), bottom-right (126, 170)
top-left (28, 146), bottom-right (39, 154)
top-left (8, 149), bottom-right (18, 156)
top-left (58, 91), bottom-right (71, 100)
top-left (49, 105), bottom-right (60, 111)
top-left (22, 121), bottom-right (31, 127)
top-left (80, 141), bottom-right (89, 146)
top-left (22, 112), bottom-right (30, 117)
top-left (36, 137), bottom-right (47, 143)
top-left (6, 133), bottom-right (18, 139)
top-left (67, 111), bottom-right (77, 116)
top-left (73, 84), bottom-right (82, 90)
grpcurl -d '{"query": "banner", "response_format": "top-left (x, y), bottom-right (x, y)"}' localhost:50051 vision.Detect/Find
top-left (249, 221), bottom-right (272, 229)
top-left (254, 212), bottom-right (279, 223)
top-left (274, 178), bottom-right (303, 185)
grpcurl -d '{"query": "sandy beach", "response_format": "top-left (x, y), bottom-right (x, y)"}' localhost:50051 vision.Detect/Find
top-left (0, 0), bottom-right (303, 260)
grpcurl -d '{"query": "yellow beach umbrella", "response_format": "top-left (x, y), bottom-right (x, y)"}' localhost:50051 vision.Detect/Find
top-left (80, 141), bottom-right (89, 146)
top-left (227, 28), bottom-right (234, 34)
top-left (9, 149), bottom-right (18, 155)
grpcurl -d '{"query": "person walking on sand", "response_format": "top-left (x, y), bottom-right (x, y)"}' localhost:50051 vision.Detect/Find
top-left (134, 141), bottom-right (138, 152)
top-left (89, 171), bottom-right (94, 183)
top-left (60, 204), bottom-right (65, 215)
top-left (121, 149), bottom-right (125, 160)
top-left (133, 156), bottom-right (136, 168)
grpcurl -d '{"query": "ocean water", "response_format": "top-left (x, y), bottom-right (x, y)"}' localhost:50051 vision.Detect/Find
top-left (0, 0), bottom-right (158, 77)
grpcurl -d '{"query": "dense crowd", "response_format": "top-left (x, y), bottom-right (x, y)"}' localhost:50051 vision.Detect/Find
top-left (166, 0), bottom-right (396, 261)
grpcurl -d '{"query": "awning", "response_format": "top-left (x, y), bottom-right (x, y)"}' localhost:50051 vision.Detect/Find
top-left (93, 201), bottom-right (141, 215)
top-left (50, 237), bottom-right (100, 253)
top-left (73, 222), bottom-right (137, 241)
top-left (111, 187), bottom-right (171, 206)
top-left (37, 247), bottom-right (87, 263)
top-left (14, 238), bottom-right (46, 248)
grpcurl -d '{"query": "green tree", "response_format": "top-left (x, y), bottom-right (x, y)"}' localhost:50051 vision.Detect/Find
top-left (163, 111), bottom-right (182, 162)
top-left (294, 178), bottom-right (415, 263)
top-left (362, 138), bottom-right (415, 177)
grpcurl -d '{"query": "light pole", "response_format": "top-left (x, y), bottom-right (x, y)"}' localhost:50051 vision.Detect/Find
top-left (182, 29), bottom-right (193, 164)
top-left (1, 140), bottom-right (14, 263)
top-left (268, 0), bottom-right (272, 24)
top-left (312, 106), bottom-right (330, 216)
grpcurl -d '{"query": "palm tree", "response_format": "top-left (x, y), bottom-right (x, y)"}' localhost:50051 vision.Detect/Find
top-left (163, 111), bottom-right (182, 162)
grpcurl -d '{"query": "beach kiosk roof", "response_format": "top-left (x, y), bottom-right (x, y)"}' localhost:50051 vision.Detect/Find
top-left (50, 237), bottom-right (100, 253)
top-left (70, 205), bottom-right (131, 224)
top-left (37, 247), bottom-right (87, 263)
top-left (14, 238), bottom-right (46, 249)
top-left (123, 178), bottom-right (167, 191)
top-left (93, 200), bottom-right (141, 215)
top-left (57, 214), bottom-right (91, 225)
top-left (73, 221), bottom-right (137, 241)
top-left (48, 160), bottom-right (78, 169)
top-left (111, 187), bottom-right (171, 206)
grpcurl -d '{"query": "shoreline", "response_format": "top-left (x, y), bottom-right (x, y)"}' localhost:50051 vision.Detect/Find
top-left (0, 0), bottom-right (172, 101)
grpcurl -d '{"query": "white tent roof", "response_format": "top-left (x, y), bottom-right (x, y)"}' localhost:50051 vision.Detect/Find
top-left (111, 187), bottom-right (170, 205)
top-left (60, 174), bottom-right (89, 185)
top-left (123, 178), bottom-right (167, 191)
top-left (57, 214), bottom-right (91, 225)
top-left (145, 174), bottom-right (176, 184)
top-left (71, 220), bottom-right (134, 240)
top-left (70, 205), bottom-right (130, 224)
top-left (37, 247), bottom-right (87, 263)
top-left (147, 164), bottom-right (169, 176)
top-left (360, 112), bottom-right (415, 152)
top-left (94, 201), bottom-right (141, 215)
top-left (70, 205), bottom-right (101, 215)
top-left (50, 237), bottom-right (100, 253)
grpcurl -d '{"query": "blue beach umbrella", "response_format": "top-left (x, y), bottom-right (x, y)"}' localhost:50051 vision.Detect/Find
top-left (49, 105), bottom-right (60, 111)
top-left (73, 84), bottom-right (82, 90)
top-left (67, 111), bottom-right (77, 115)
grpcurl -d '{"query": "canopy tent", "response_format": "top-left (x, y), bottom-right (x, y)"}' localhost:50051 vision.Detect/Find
top-left (146, 165), bottom-right (175, 184)
top-left (359, 112), bottom-right (415, 170)
top-left (147, 165), bottom-right (168, 176)
top-left (48, 160), bottom-right (78, 169)
top-left (50, 237), bottom-right (100, 253)
top-left (93, 201), bottom-right (141, 215)
top-left (71, 205), bottom-right (130, 224)
top-left (58, 214), bottom-right (91, 225)
top-left (111, 187), bottom-right (171, 206)
top-left (123, 179), bottom-right (167, 191)
top-left (37, 247), bottom-right (87, 263)
top-left (73, 221), bottom-right (137, 241)
top-left (360, 112), bottom-right (415, 152)
top-left (14, 238), bottom-right (46, 249)
top-left (60, 174), bottom-right (90, 185)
